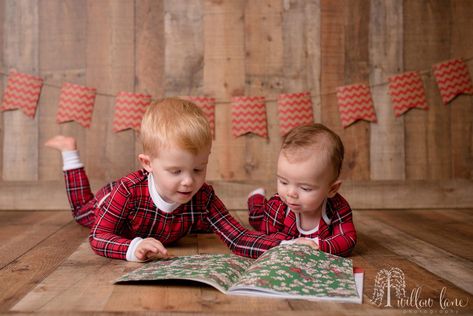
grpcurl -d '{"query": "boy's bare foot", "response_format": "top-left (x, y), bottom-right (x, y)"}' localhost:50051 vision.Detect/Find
top-left (45, 135), bottom-right (77, 152)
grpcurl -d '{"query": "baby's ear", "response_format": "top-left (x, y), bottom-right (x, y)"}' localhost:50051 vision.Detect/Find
top-left (138, 154), bottom-right (153, 172)
top-left (327, 180), bottom-right (342, 198)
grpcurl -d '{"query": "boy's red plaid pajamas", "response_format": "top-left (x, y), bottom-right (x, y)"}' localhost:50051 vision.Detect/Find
top-left (248, 193), bottom-right (357, 257)
top-left (64, 168), bottom-right (288, 260)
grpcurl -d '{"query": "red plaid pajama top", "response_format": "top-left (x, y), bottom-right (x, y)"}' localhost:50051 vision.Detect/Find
top-left (248, 193), bottom-right (356, 257)
top-left (64, 168), bottom-right (287, 260)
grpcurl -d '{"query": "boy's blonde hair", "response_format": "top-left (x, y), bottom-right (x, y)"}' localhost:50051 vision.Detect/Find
top-left (281, 124), bottom-right (344, 181)
top-left (140, 98), bottom-right (212, 157)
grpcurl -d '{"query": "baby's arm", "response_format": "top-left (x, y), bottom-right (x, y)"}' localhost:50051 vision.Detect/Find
top-left (318, 194), bottom-right (357, 257)
top-left (248, 191), bottom-right (286, 234)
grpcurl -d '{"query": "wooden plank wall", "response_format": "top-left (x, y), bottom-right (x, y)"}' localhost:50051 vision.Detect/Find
top-left (0, 0), bottom-right (472, 210)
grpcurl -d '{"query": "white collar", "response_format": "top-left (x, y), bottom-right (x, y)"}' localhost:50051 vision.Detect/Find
top-left (291, 199), bottom-right (332, 234)
top-left (148, 173), bottom-right (180, 213)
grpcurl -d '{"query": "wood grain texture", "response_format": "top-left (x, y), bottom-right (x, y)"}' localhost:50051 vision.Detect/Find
top-left (450, 0), bottom-right (473, 179)
top-left (203, 0), bottom-right (246, 181)
top-left (38, 0), bottom-right (87, 181)
top-left (85, 0), bottom-right (136, 181)
top-left (3, 209), bottom-right (472, 314)
top-left (0, 0), bottom-right (4, 180)
top-left (2, 0), bottom-right (39, 181)
top-left (1, 179), bottom-right (473, 210)
top-left (135, 0), bottom-right (165, 169)
top-left (404, 0), bottom-right (452, 180)
top-left (164, 0), bottom-right (203, 97)
top-left (342, 0), bottom-right (371, 181)
top-left (0, 217), bottom-right (87, 311)
top-left (244, 0), bottom-right (283, 181)
top-left (369, 0), bottom-right (405, 180)
top-left (320, 0), bottom-right (370, 181)
top-left (281, 0), bottom-right (321, 119)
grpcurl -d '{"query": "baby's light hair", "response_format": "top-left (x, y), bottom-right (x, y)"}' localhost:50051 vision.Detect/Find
top-left (281, 124), bottom-right (344, 181)
top-left (139, 98), bottom-right (212, 157)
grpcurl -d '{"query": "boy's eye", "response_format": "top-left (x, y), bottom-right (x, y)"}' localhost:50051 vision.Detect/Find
top-left (278, 178), bottom-right (288, 185)
top-left (170, 170), bottom-right (181, 175)
top-left (194, 169), bottom-right (203, 173)
top-left (301, 187), bottom-right (312, 192)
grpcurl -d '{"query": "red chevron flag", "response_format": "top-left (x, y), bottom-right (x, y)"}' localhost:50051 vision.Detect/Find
top-left (113, 92), bottom-right (152, 132)
top-left (388, 71), bottom-right (428, 117)
top-left (231, 96), bottom-right (268, 138)
top-left (56, 82), bottom-right (96, 128)
top-left (1, 70), bottom-right (43, 118)
top-left (181, 96), bottom-right (216, 138)
top-left (277, 92), bottom-right (314, 136)
top-left (337, 84), bottom-right (376, 128)
top-left (433, 58), bottom-right (473, 104)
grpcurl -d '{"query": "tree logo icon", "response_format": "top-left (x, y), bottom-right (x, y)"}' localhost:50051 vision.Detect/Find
top-left (371, 267), bottom-right (407, 307)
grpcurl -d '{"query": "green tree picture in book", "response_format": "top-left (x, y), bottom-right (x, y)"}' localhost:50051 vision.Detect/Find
top-left (115, 244), bottom-right (364, 303)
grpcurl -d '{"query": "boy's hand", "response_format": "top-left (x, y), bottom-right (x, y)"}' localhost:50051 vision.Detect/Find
top-left (135, 238), bottom-right (168, 261)
top-left (293, 237), bottom-right (319, 250)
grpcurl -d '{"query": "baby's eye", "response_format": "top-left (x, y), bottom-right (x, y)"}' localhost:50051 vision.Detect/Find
top-left (194, 168), bottom-right (203, 173)
top-left (278, 178), bottom-right (288, 185)
top-left (170, 170), bottom-right (181, 175)
top-left (301, 187), bottom-right (312, 192)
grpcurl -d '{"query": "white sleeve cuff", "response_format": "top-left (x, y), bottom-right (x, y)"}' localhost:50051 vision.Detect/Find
top-left (62, 150), bottom-right (84, 171)
top-left (280, 239), bottom-right (296, 245)
top-left (280, 237), bottom-right (319, 246)
top-left (126, 237), bottom-right (145, 262)
top-left (248, 188), bottom-right (265, 198)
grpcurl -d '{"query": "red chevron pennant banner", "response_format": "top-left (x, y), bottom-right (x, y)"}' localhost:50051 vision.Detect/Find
top-left (1, 70), bottom-right (43, 118)
top-left (277, 92), bottom-right (314, 136)
top-left (181, 96), bottom-right (216, 138)
top-left (113, 92), bottom-right (152, 132)
top-left (337, 84), bottom-right (376, 128)
top-left (231, 96), bottom-right (268, 138)
top-left (56, 82), bottom-right (96, 128)
top-left (388, 71), bottom-right (428, 117)
top-left (433, 58), bottom-right (473, 104)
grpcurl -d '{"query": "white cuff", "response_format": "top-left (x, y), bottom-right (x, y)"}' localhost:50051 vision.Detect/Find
top-left (126, 237), bottom-right (145, 262)
top-left (280, 237), bottom-right (319, 246)
top-left (62, 150), bottom-right (84, 171)
top-left (248, 188), bottom-right (265, 198)
top-left (280, 239), bottom-right (296, 245)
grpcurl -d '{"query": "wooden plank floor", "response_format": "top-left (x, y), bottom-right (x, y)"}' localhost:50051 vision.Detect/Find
top-left (1, 209), bottom-right (472, 315)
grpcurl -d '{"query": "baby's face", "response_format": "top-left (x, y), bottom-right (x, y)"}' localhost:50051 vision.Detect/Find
top-left (148, 143), bottom-right (211, 204)
top-left (276, 149), bottom-right (336, 216)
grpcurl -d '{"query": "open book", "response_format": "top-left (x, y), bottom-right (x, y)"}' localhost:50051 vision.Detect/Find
top-left (115, 244), bottom-right (363, 303)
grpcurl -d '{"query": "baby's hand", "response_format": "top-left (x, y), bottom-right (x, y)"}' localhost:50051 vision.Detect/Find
top-left (135, 238), bottom-right (168, 261)
top-left (293, 237), bottom-right (319, 250)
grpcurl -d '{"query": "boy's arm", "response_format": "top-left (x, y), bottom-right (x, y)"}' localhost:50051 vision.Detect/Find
top-left (206, 187), bottom-right (290, 259)
top-left (318, 194), bottom-right (357, 257)
top-left (248, 192), bottom-right (286, 234)
top-left (88, 182), bottom-right (135, 260)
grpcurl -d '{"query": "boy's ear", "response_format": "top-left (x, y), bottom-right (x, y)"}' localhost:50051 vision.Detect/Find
top-left (138, 154), bottom-right (152, 172)
top-left (327, 180), bottom-right (342, 198)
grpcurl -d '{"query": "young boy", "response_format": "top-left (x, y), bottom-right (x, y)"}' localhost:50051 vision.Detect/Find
top-left (248, 124), bottom-right (356, 257)
top-left (46, 98), bottom-right (298, 262)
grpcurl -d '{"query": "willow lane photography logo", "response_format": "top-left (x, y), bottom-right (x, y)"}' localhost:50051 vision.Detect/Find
top-left (370, 267), bottom-right (470, 313)
top-left (371, 267), bottom-right (406, 307)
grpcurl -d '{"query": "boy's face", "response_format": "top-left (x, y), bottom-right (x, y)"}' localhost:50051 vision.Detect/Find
top-left (140, 143), bottom-right (211, 204)
top-left (276, 149), bottom-right (340, 216)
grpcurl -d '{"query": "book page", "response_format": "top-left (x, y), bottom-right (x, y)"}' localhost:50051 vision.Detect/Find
top-left (229, 244), bottom-right (359, 301)
top-left (115, 254), bottom-right (253, 293)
